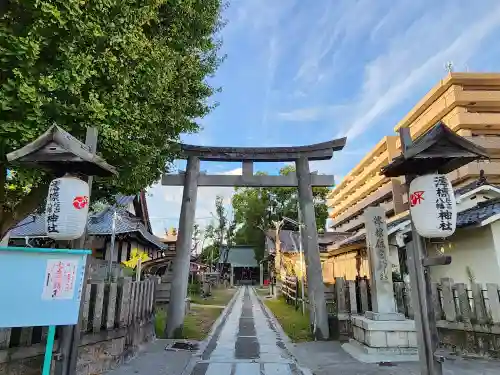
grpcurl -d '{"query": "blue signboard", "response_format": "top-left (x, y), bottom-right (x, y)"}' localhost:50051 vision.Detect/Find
top-left (0, 247), bottom-right (91, 328)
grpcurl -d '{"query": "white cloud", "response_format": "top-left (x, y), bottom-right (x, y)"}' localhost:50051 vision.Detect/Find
top-left (272, 1), bottom-right (500, 144)
top-left (146, 168), bottom-right (242, 237)
top-left (343, 4), bottom-right (500, 140)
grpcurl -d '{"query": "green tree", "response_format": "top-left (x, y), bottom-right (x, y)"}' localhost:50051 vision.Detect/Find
top-left (231, 165), bottom-right (330, 261)
top-left (0, 0), bottom-right (224, 238)
top-left (200, 194), bottom-right (235, 267)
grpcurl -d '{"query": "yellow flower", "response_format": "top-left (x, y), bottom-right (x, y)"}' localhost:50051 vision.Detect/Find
top-left (122, 249), bottom-right (150, 268)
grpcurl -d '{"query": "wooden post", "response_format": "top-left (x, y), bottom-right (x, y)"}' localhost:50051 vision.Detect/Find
top-left (394, 282), bottom-right (406, 315)
top-left (335, 277), bottom-right (347, 313)
top-left (430, 282), bottom-right (442, 321)
top-left (64, 127), bottom-right (98, 375)
top-left (260, 263), bottom-right (264, 287)
top-left (347, 280), bottom-right (358, 315)
top-left (129, 281), bottom-right (137, 324)
top-left (400, 127), bottom-right (443, 375)
top-left (166, 156), bottom-right (200, 338)
top-left (117, 277), bottom-right (132, 327)
top-left (91, 282), bottom-right (105, 333)
top-left (0, 328), bottom-right (11, 349)
top-left (105, 282), bottom-right (118, 329)
top-left (486, 284), bottom-right (500, 323)
top-left (80, 286), bottom-right (92, 333)
top-left (359, 279), bottom-right (369, 313)
top-left (440, 278), bottom-right (456, 322)
top-left (455, 283), bottom-right (471, 323)
top-left (471, 283), bottom-right (486, 324)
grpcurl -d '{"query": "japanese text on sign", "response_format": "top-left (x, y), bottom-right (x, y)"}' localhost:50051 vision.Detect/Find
top-left (434, 176), bottom-right (453, 231)
top-left (42, 259), bottom-right (78, 300)
top-left (46, 180), bottom-right (61, 234)
top-left (373, 215), bottom-right (389, 282)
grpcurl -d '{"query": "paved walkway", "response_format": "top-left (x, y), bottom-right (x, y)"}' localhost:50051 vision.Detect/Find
top-left (291, 340), bottom-right (500, 375)
top-left (107, 287), bottom-right (500, 375)
top-left (190, 286), bottom-right (306, 375)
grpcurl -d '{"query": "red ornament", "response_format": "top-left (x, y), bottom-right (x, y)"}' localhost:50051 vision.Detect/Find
top-left (410, 191), bottom-right (424, 207)
top-left (73, 196), bottom-right (89, 209)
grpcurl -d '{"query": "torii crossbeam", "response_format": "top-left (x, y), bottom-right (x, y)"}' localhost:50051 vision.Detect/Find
top-left (162, 137), bottom-right (347, 340)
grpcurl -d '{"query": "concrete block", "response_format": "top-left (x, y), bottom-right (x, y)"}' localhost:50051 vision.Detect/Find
top-left (365, 311), bottom-right (406, 321)
top-left (353, 326), bottom-right (365, 342)
top-left (342, 340), bottom-right (419, 363)
top-left (355, 316), bottom-right (416, 332)
top-left (386, 331), bottom-right (409, 348)
top-left (365, 330), bottom-right (387, 348)
top-left (408, 331), bottom-right (418, 347)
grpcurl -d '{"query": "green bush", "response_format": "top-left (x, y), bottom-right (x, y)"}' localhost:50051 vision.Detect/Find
top-left (188, 282), bottom-right (201, 295)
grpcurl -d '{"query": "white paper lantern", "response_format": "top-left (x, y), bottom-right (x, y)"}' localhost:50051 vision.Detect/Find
top-left (45, 176), bottom-right (90, 240)
top-left (409, 174), bottom-right (457, 238)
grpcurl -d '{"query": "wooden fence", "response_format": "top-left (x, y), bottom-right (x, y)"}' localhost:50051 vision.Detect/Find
top-left (281, 276), bottom-right (500, 356)
top-left (280, 277), bottom-right (374, 316)
top-left (281, 276), bottom-right (299, 309)
top-left (0, 277), bottom-right (157, 375)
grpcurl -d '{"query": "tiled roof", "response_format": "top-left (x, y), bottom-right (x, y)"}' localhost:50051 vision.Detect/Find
top-left (10, 195), bottom-right (165, 249)
top-left (454, 180), bottom-right (500, 197)
top-left (457, 198), bottom-right (500, 227)
top-left (339, 198), bottom-right (500, 247)
top-left (218, 246), bottom-right (258, 267)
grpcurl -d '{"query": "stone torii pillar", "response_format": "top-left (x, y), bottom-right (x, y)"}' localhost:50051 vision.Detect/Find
top-left (165, 156), bottom-right (199, 338)
top-left (296, 156), bottom-right (329, 339)
top-left (162, 139), bottom-right (346, 339)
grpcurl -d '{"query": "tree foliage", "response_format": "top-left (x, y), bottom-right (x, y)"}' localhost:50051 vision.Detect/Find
top-left (0, 0), bottom-right (224, 238)
top-left (231, 165), bottom-right (330, 261)
top-left (200, 195), bottom-right (235, 266)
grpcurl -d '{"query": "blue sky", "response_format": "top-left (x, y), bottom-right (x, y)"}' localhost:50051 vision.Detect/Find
top-left (147, 0), bottom-right (500, 236)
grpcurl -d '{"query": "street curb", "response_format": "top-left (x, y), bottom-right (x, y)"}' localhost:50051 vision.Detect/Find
top-left (252, 288), bottom-right (313, 375)
top-left (180, 287), bottom-right (242, 375)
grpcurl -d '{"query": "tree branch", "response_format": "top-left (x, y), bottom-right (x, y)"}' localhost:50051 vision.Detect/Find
top-left (0, 182), bottom-right (50, 239)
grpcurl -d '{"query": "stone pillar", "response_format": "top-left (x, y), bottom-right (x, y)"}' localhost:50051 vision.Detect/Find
top-left (260, 263), bottom-right (264, 287)
top-left (230, 265), bottom-right (234, 287)
top-left (342, 207), bottom-right (417, 363)
top-left (166, 156), bottom-right (200, 338)
top-left (364, 207), bottom-right (403, 320)
top-left (295, 156), bottom-right (329, 340)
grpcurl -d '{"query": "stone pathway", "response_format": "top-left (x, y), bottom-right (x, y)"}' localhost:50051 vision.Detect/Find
top-left (190, 286), bottom-right (306, 375)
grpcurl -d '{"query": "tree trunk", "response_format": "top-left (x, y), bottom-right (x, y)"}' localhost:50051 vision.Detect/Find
top-left (0, 182), bottom-right (50, 240)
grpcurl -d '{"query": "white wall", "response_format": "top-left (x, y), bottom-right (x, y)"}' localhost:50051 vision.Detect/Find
top-left (486, 220), bottom-right (500, 281)
top-left (430, 226), bottom-right (500, 285)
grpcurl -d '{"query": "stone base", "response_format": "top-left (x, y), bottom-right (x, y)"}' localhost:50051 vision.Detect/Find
top-left (343, 315), bottom-right (418, 363)
top-left (342, 340), bottom-right (419, 363)
top-left (364, 311), bottom-right (405, 321)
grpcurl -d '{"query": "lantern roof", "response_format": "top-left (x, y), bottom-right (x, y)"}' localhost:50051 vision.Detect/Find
top-left (381, 122), bottom-right (489, 177)
top-left (6, 125), bottom-right (117, 177)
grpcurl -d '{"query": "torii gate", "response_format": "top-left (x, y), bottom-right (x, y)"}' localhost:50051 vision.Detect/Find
top-left (162, 138), bottom-right (346, 339)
